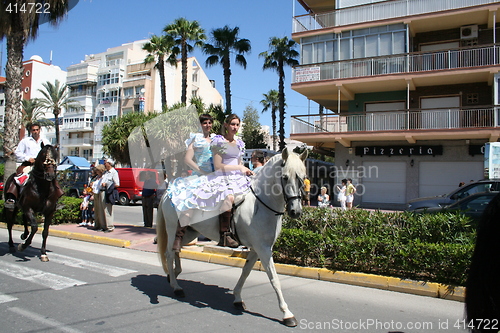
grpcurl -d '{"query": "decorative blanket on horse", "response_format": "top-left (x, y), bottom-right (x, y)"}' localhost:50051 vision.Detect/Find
top-left (14, 174), bottom-right (29, 186)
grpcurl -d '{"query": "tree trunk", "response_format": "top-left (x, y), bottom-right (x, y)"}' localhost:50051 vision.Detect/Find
top-left (4, 31), bottom-right (25, 178)
top-left (272, 108), bottom-right (277, 151)
top-left (223, 58), bottom-right (232, 113)
top-left (158, 56), bottom-right (167, 110)
top-left (181, 40), bottom-right (188, 104)
top-left (54, 108), bottom-right (60, 162)
top-left (278, 62), bottom-right (286, 152)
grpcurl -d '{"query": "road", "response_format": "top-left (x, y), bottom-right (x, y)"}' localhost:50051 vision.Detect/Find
top-left (113, 203), bottom-right (151, 227)
top-left (0, 228), bottom-right (468, 332)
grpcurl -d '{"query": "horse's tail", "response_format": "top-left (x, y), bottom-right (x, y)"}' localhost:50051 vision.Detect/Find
top-left (155, 196), bottom-right (169, 275)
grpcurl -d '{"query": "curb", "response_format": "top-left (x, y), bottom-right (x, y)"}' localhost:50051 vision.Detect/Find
top-left (0, 223), bottom-right (465, 302)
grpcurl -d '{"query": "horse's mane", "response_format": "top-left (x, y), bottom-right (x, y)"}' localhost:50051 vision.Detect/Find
top-left (259, 151), bottom-right (306, 178)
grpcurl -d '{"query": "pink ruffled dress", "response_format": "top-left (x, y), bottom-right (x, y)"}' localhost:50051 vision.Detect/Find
top-left (169, 135), bottom-right (251, 212)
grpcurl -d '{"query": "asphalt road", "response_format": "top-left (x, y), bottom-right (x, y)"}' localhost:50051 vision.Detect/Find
top-left (0, 228), bottom-right (467, 333)
top-left (113, 203), bottom-right (155, 227)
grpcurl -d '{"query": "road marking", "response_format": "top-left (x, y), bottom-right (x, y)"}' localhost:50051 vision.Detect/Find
top-left (0, 260), bottom-right (86, 290)
top-left (9, 307), bottom-right (84, 333)
top-left (0, 292), bottom-right (18, 304)
top-left (48, 253), bottom-right (137, 277)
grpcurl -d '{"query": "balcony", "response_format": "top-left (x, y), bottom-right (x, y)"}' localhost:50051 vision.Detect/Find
top-left (67, 73), bottom-right (97, 85)
top-left (61, 122), bottom-right (93, 132)
top-left (291, 107), bottom-right (500, 134)
top-left (62, 138), bottom-right (94, 146)
top-left (293, 0), bottom-right (498, 33)
top-left (293, 45), bottom-right (500, 83)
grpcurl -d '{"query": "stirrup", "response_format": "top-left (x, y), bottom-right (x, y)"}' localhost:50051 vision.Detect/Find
top-left (4, 199), bottom-right (15, 209)
top-left (218, 232), bottom-right (239, 248)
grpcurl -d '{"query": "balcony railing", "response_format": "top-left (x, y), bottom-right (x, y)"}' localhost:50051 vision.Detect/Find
top-left (67, 73), bottom-right (97, 85)
top-left (293, 0), bottom-right (497, 33)
top-left (293, 45), bottom-right (500, 83)
top-left (291, 107), bottom-right (500, 134)
top-left (62, 137), bottom-right (94, 145)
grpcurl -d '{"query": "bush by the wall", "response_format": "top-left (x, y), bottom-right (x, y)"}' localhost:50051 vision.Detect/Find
top-left (275, 207), bottom-right (475, 286)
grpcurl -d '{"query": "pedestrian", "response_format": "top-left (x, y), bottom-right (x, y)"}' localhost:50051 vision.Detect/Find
top-left (303, 176), bottom-right (311, 206)
top-left (79, 186), bottom-right (93, 226)
top-left (317, 186), bottom-right (330, 208)
top-left (346, 178), bottom-right (356, 209)
top-left (336, 179), bottom-right (347, 210)
top-left (100, 158), bottom-right (120, 232)
top-left (251, 150), bottom-right (266, 174)
top-left (91, 164), bottom-right (106, 231)
top-left (142, 171), bottom-right (158, 228)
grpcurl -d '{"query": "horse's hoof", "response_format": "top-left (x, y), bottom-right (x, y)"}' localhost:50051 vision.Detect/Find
top-left (234, 301), bottom-right (246, 311)
top-left (20, 234), bottom-right (27, 240)
top-left (174, 289), bottom-right (185, 298)
top-left (17, 243), bottom-right (25, 252)
top-left (40, 255), bottom-right (49, 262)
top-left (283, 316), bottom-right (298, 327)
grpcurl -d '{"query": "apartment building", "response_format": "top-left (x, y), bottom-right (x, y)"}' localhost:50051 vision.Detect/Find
top-left (64, 40), bottom-right (223, 162)
top-left (0, 56), bottom-right (66, 144)
top-left (290, 0), bottom-right (500, 209)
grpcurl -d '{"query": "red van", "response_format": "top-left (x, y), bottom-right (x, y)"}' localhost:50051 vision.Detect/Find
top-left (115, 168), bottom-right (160, 205)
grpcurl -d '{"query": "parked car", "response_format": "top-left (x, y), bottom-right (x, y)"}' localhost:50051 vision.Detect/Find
top-left (58, 169), bottom-right (92, 198)
top-left (413, 191), bottom-right (500, 222)
top-left (115, 168), bottom-right (161, 205)
top-left (407, 179), bottom-right (500, 211)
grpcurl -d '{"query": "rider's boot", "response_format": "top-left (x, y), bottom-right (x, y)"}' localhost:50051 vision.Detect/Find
top-left (172, 224), bottom-right (186, 253)
top-left (217, 211), bottom-right (239, 248)
top-left (5, 182), bottom-right (18, 209)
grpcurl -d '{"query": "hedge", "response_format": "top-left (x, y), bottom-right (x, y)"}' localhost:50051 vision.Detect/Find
top-left (0, 196), bottom-right (82, 225)
top-left (275, 207), bottom-right (476, 286)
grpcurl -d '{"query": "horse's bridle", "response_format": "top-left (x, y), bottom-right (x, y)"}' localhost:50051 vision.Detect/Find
top-left (249, 170), bottom-right (303, 216)
top-left (32, 156), bottom-right (57, 182)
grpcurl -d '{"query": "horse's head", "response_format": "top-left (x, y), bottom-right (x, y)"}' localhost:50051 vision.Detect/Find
top-left (35, 144), bottom-right (58, 182)
top-left (280, 148), bottom-right (308, 218)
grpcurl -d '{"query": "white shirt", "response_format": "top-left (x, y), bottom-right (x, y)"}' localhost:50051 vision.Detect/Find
top-left (102, 167), bottom-right (120, 189)
top-left (15, 136), bottom-right (50, 162)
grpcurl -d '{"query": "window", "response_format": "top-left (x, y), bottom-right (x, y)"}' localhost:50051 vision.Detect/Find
top-left (300, 24), bottom-right (407, 65)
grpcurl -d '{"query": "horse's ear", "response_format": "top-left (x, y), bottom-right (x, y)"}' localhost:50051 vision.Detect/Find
top-left (299, 149), bottom-right (308, 162)
top-left (41, 142), bottom-right (45, 149)
top-left (282, 147), bottom-right (289, 161)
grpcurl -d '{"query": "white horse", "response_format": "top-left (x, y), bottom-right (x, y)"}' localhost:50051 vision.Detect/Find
top-left (156, 148), bottom-right (307, 327)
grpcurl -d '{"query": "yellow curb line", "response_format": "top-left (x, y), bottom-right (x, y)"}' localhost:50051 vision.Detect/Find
top-left (1, 223), bottom-right (465, 302)
top-left (180, 249), bottom-right (464, 302)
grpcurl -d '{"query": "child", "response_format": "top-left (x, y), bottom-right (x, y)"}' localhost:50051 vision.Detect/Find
top-left (79, 187), bottom-right (93, 226)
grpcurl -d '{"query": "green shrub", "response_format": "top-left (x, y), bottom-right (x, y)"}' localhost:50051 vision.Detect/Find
top-left (0, 196), bottom-right (82, 225)
top-left (276, 207), bottom-right (476, 286)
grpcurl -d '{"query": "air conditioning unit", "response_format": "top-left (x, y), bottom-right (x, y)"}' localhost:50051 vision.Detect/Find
top-left (460, 25), bottom-right (478, 39)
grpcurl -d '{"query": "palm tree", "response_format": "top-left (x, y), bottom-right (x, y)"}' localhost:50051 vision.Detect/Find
top-left (143, 34), bottom-right (176, 111)
top-left (259, 37), bottom-right (299, 152)
top-left (260, 89), bottom-right (280, 151)
top-left (38, 80), bottom-right (77, 161)
top-left (0, 1), bottom-right (73, 176)
top-left (203, 25), bottom-right (251, 113)
top-left (164, 18), bottom-right (206, 104)
top-left (21, 98), bottom-right (54, 131)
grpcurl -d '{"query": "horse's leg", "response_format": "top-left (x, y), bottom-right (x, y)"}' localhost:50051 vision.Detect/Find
top-left (255, 247), bottom-right (297, 327)
top-left (20, 214), bottom-right (29, 240)
top-left (18, 211), bottom-right (38, 253)
top-left (39, 213), bottom-right (54, 262)
top-left (6, 214), bottom-right (15, 253)
top-left (166, 230), bottom-right (184, 297)
top-left (233, 250), bottom-right (259, 310)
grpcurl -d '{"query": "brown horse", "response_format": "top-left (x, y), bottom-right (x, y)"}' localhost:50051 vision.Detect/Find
top-left (4, 144), bottom-right (63, 261)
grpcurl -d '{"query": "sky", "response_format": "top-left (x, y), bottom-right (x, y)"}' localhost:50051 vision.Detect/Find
top-left (0, 0), bottom-right (317, 134)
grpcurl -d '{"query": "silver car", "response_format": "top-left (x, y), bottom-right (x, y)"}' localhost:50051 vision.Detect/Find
top-left (407, 180), bottom-right (500, 211)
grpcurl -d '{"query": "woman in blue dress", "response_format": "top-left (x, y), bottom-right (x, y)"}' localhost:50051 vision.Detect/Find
top-left (170, 114), bottom-right (214, 251)
top-left (169, 114), bottom-right (253, 248)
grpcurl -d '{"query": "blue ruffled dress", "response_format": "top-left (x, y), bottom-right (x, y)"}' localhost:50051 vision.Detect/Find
top-left (168, 134), bottom-right (251, 212)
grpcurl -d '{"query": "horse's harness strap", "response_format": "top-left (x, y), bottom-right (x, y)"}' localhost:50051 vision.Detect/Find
top-left (249, 185), bottom-right (284, 216)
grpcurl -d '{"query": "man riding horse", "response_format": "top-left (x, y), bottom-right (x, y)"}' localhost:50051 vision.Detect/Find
top-left (5, 122), bottom-right (63, 209)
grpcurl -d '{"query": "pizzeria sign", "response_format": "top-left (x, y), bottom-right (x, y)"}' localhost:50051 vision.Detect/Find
top-left (355, 145), bottom-right (443, 156)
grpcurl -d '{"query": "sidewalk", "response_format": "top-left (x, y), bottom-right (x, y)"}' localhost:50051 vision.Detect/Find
top-left (1, 222), bottom-right (465, 302)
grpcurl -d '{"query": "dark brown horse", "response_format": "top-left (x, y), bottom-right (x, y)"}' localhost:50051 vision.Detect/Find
top-left (4, 144), bottom-right (63, 261)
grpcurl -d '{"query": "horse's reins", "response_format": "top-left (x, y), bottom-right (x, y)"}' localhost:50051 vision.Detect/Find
top-left (248, 172), bottom-right (303, 216)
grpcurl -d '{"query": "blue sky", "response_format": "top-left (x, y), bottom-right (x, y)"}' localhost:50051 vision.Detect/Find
top-left (1, 0), bottom-right (316, 133)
